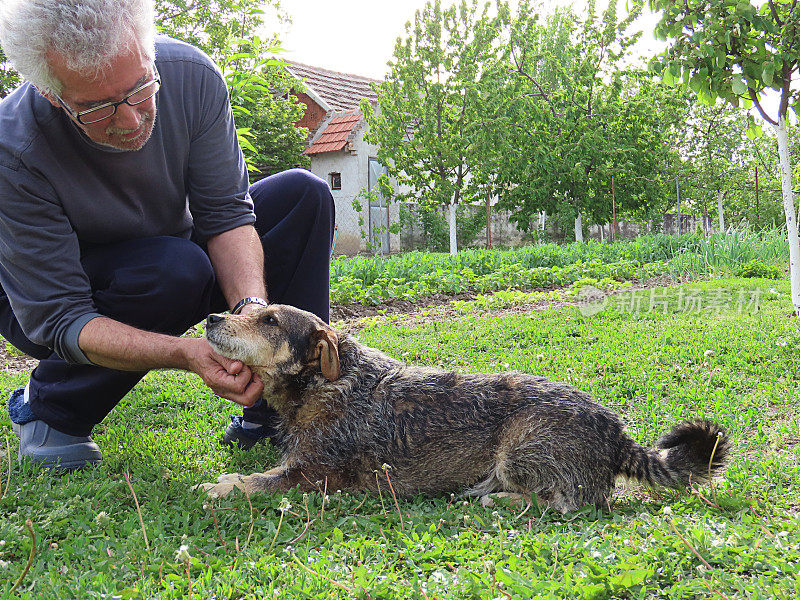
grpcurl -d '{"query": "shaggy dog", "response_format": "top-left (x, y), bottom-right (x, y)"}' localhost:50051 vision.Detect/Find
top-left (197, 304), bottom-right (729, 512)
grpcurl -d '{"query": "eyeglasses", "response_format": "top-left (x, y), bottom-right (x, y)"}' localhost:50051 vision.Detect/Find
top-left (56, 72), bottom-right (161, 125)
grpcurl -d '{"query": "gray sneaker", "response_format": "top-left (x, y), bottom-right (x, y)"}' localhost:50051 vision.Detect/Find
top-left (12, 420), bottom-right (102, 470)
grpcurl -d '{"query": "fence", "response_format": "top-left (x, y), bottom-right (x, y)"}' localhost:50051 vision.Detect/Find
top-left (331, 200), bottom-right (742, 257)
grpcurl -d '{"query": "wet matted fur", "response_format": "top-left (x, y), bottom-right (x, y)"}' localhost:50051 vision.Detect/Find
top-left (197, 304), bottom-right (729, 512)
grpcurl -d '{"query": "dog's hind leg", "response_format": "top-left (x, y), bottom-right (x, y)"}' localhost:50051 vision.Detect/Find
top-left (490, 413), bottom-right (615, 513)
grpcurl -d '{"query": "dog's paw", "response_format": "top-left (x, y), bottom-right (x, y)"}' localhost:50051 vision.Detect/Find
top-left (480, 492), bottom-right (529, 508)
top-left (192, 473), bottom-right (246, 497)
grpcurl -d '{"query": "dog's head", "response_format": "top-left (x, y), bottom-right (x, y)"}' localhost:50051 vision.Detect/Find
top-left (205, 304), bottom-right (340, 381)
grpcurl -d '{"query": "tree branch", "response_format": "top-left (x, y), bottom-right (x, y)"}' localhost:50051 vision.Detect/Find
top-left (511, 51), bottom-right (559, 121)
top-left (769, 0), bottom-right (785, 27)
top-left (748, 87), bottom-right (778, 126)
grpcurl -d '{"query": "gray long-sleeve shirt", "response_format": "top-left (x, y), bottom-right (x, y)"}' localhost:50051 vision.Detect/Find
top-left (0, 36), bottom-right (255, 364)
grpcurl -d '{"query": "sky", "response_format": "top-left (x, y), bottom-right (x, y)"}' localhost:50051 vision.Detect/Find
top-left (263, 0), bottom-right (666, 80)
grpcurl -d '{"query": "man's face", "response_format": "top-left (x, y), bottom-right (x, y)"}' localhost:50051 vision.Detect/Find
top-left (45, 41), bottom-right (157, 152)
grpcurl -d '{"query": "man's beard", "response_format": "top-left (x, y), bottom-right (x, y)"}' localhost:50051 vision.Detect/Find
top-left (96, 109), bottom-right (156, 151)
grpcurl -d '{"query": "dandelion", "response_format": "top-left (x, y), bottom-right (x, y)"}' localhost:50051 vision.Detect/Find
top-left (175, 544), bottom-right (191, 563)
top-left (175, 544), bottom-right (193, 599)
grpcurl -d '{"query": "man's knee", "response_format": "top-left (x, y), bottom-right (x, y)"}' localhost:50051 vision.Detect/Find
top-left (144, 238), bottom-right (215, 301)
top-left (250, 169), bottom-right (335, 227)
top-left (89, 237), bottom-right (215, 330)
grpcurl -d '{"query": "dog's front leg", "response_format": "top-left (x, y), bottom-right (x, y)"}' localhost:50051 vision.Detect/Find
top-left (195, 465), bottom-right (294, 497)
top-left (195, 464), bottom-right (337, 497)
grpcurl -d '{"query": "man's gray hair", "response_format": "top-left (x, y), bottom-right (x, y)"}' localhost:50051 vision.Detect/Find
top-left (0, 0), bottom-right (156, 95)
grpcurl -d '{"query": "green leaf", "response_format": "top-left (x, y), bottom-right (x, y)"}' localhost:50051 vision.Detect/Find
top-left (611, 568), bottom-right (652, 589)
top-left (745, 122), bottom-right (763, 139)
top-left (731, 76), bottom-right (747, 95)
top-left (762, 62), bottom-right (775, 86)
top-left (663, 66), bottom-right (677, 86)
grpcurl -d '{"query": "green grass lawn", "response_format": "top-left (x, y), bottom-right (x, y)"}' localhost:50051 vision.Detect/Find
top-left (1, 277), bottom-right (798, 599)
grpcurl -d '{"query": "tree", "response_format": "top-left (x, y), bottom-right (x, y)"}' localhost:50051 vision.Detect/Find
top-left (494, 1), bottom-right (684, 241)
top-left (1, 47), bottom-right (21, 98)
top-left (362, 0), bottom-right (508, 255)
top-left (651, 0), bottom-right (800, 315)
top-left (678, 102), bottom-right (753, 231)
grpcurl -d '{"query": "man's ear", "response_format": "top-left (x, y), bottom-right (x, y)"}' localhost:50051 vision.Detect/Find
top-left (309, 329), bottom-right (340, 381)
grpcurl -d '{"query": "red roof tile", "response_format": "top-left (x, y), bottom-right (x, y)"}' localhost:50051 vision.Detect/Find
top-left (303, 112), bottom-right (363, 155)
top-left (285, 61), bottom-right (379, 112)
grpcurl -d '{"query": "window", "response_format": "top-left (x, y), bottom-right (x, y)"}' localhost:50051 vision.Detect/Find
top-left (329, 172), bottom-right (342, 190)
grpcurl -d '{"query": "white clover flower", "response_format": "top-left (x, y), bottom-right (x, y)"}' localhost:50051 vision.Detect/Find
top-left (94, 511), bottom-right (111, 527)
top-left (175, 544), bottom-right (191, 563)
top-left (661, 506), bottom-right (673, 515)
top-left (278, 497), bottom-right (292, 513)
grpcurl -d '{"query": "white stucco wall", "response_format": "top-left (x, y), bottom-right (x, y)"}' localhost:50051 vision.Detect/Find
top-left (308, 124), bottom-right (401, 255)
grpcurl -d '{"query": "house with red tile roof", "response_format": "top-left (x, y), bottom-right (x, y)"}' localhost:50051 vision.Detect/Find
top-left (285, 61), bottom-right (400, 255)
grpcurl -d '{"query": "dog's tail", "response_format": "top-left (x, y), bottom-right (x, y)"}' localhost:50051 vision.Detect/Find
top-left (618, 419), bottom-right (729, 489)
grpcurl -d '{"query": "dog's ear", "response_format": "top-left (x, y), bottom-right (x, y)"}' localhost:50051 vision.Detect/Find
top-left (310, 329), bottom-right (340, 381)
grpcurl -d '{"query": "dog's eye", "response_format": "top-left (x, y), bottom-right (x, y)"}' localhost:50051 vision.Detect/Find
top-left (261, 315), bottom-right (278, 326)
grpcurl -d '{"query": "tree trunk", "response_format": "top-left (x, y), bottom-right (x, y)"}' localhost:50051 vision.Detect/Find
top-left (448, 200), bottom-right (458, 256)
top-left (776, 116), bottom-right (800, 316)
top-left (538, 211), bottom-right (546, 238)
top-left (574, 212), bottom-right (584, 243)
top-left (717, 190), bottom-right (726, 233)
top-left (485, 191), bottom-right (492, 249)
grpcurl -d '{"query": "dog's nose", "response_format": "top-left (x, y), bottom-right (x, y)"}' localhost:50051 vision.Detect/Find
top-left (206, 313), bottom-right (225, 327)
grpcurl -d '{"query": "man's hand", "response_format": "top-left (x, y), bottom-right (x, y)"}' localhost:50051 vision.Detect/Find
top-left (183, 338), bottom-right (264, 407)
top-left (79, 317), bottom-right (264, 405)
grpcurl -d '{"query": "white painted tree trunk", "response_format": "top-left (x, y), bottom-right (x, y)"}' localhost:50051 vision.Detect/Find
top-left (717, 190), bottom-right (725, 232)
top-left (776, 117), bottom-right (800, 316)
top-left (574, 212), bottom-right (584, 243)
top-left (448, 200), bottom-right (458, 256)
top-left (538, 211), bottom-right (546, 235)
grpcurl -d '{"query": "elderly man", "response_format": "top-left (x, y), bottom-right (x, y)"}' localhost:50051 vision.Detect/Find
top-left (0, 0), bottom-right (334, 469)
